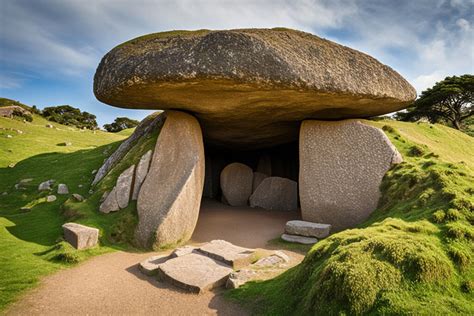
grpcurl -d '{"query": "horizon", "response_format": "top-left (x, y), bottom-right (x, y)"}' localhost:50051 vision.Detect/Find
top-left (1, 0), bottom-right (473, 126)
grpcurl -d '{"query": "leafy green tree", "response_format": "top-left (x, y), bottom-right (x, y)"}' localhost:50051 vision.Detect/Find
top-left (396, 75), bottom-right (473, 130)
top-left (42, 105), bottom-right (98, 130)
top-left (103, 117), bottom-right (140, 132)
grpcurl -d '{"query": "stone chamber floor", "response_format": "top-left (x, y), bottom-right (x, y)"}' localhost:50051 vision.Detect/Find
top-left (6, 199), bottom-right (303, 315)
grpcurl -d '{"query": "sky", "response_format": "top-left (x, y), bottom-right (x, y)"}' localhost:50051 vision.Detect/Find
top-left (0, 0), bottom-right (473, 126)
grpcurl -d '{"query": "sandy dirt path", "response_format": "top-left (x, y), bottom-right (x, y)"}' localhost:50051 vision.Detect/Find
top-left (6, 199), bottom-right (302, 315)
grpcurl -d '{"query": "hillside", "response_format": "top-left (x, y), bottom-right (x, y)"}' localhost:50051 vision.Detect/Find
top-left (0, 114), bottom-right (128, 309)
top-left (228, 120), bottom-right (474, 315)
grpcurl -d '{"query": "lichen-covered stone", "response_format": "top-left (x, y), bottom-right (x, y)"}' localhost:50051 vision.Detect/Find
top-left (94, 28), bottom-right (416, 149)
top-left (299, 120), bottom-right (403, 231)
top-left (135, 111), bottom-right (205, 249)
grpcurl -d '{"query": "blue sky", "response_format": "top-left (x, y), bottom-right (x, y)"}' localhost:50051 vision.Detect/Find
top-left (1, 0), bottom-right (473, 126)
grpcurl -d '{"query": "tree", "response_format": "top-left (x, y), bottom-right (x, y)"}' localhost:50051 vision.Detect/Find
top-left (103, 117), bottom-right (140, 132)
top-left (42, 105), bottom-right (98, 130)
top-left (396, 75), bottom-right (473, 130)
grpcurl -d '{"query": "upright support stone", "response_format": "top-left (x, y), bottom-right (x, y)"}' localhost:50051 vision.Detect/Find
top-left (299, 120), bottom-right (402, 231)
top-left (135, 111), bottom-right (205, 249)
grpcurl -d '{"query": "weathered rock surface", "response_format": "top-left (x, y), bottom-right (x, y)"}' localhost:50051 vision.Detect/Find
top-left (135, 111), bottom-right (205, 249)
top-left (57, 184), bottom-right (69, 195)
top-left (72, 193), bottom-right (84, 202)
top-left (99, 186), bottom-right (119, 213)
top-left (158, 253), bottom-right (232, 294)
top-left (197, 239), bottom-right (255, 269)
top-left (0, 105), bottom-right (31, 118)
top-left (115, 165), bottom-right (135, 209)
top-left (281, 233), bottom-right (318, 245)
top-left (285, 220), bottom-right (331, 238)
top-left (252, 172), bottom-right (269, 193)
top-left (220, 163), bottom-right (253, 206)
top-left (46, 195), bottom-right (56, 202)
top-left (132, 150), bottom-right (152, 200)
top-left (299, 120), bottom-right (403, 231)
top-left (92, 112), bottom-right (164, 186)
top-left (94, 28), bottom-right (416, 149)
top-left (170, 245), bottom-right (198, 258)
top-left (62, 222), bottom-right (99, 250)
top-left (249, 177), bottom-right (297, 211)
top-left (138, 254), bottom-right (170, 276)
top-left (226, 269), bottom-right (258, 289)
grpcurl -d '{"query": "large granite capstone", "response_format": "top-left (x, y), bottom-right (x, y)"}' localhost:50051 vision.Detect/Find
top-left (94, 28), bottom-right (416, 149)
top-left (135, 111), bottom-right (205, 249)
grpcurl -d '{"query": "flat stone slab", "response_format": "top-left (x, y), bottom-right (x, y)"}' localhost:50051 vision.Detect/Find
top-left (170, 245), bottom-right (198, 258)
top-left (281, 233), bottom-right (318, 245)
top-left (139, 254), bottom-right (170, 276)
top-left (158, 253), bottom-right (232, 294)
top-left (62, 222), bottom-right (99, 250)
top-left (285, 220), bottom-right (331, 238)
top-left (197, 240), bottom-right (255, 269)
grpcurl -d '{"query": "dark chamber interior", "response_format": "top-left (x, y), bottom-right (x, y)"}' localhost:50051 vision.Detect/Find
top-left (202, 141), bottom-right (299, 201)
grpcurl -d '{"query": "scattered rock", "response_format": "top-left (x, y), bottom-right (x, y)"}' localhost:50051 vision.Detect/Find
top-left (226, 269), bottom-right (257, 289)
top-left (252, 172), bottom-right (269, 193)
top-left (135, 111), bottom-right (205, 249)
top-left (139, 254), bottom-right (170, 276)
top-left (78, 184), bottom-right (83, 188)
top-left (299, 120), bottom-right (403, 231)
top-left (91, 169), bottom-right (97, 175)
top-left (57, 184), bottom-right (69, 195)
top-left (281, 233), bottom-right (317, 245)
top-left (6, 134), bottom-right (12, 138)
top-left (20, 206), bottom-right (32, 212)
top-left (158, 253), bottom-right (232, 294)
top-left (62, 222), bottom-right (99, 250)
top-left (132, 150), bottom-right (152, 200)
top-left (8, 163), bottom-right (15, 168)
top-left (170, 245), bottom-right (198, 258)
top-left (19, 178), bottom-right (33, 184)
top-left (115, 165), bottom-right (135, 209)
top-left (220, 162), bottom-right (253, 206)
top-left (58, 142), bottom-right (72, 146)
top-left (285, 220), bottom-right (331, 238)
top-left (46, 124), bottom-right (53, 128)
top-left (197, 240), bottom-right (255, 269)
top-left (1, 192), bottom-right (7, 196)
top-left (46, 195), bottom-right (57, 202)
top-left (38, 180), bottom-right (54, 191)
top-left (249, 177), bottom-right (297, 211)
top-left (72, 193), bottom-right (84, 202)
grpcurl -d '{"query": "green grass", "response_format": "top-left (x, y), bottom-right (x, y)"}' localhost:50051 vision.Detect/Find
top-left (228, 120), bottom-right (474, 315)
top-left (0, 114), bottom-right (131, 310)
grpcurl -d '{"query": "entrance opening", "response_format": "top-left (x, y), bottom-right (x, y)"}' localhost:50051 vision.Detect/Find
top-left (192, 141), bottom-right (301, 248)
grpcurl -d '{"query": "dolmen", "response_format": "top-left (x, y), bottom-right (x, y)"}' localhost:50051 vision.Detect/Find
top-left (92, 28), bottom-right (415, 249)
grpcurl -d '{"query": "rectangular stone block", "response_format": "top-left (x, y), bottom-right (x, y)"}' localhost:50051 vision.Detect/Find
top-left (62, 222), bottom-right (99, 250)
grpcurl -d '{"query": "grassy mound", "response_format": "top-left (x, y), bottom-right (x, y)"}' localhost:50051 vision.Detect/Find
top-left (228, 120), bottom-right (474, 315)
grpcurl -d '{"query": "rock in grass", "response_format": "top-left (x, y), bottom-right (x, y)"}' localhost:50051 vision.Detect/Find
top-left (58, 142), bottom-right (72, 146)
top-left (62, 222), bottom-right (99, 250)
top-left (99, 187), bottom-right (119, 213)
top-left (72, 193), bottom-right (84, 202)
top-left (285, 220), bottom-right (331, 238)
top-left (281, 233), bottom-right (317, 245)
top-left (115, 165), bottom-right (135, 209)
top-left (132, 150), bottom-right (152, 200)
top-left (226, 269), bottom-right (258, 289)
top-left (1, 192), bottom-right (7, 196)
top-left (38, 179), bottom-right (54, 191)
top-left (45, 124), bottom-right (53, 128)
top-left (57, 184), bottom-right (69, 195)
top-left (139, 254), bottom-right (170, 276)
top-left (46, 195), bottom-right (57, 202)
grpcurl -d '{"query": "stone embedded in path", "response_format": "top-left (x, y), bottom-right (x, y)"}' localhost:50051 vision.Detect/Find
top-left (170, 245), bottom-right (198, 258)
top-left (281, 233), bottom-right (318, 245)
top-left (220, 163), bottom-right (253, 206)
top-left (57, 184), bottom-right (69, 195)
top-left (139, 254), bottom-right (170, 276)
top-left (135, 111), bottom-right (205, 249)
top-left (62, 222), bottom-right (99, 250)
top-left (252, 172), bottom-right (269, 193)
top-left (285, 220), bottom-right (331, 238)
top-left (158, 253), bottom-right (233, 294)
top-left (132, 150), bottom-right (152, 200)
top-left (249, 177), bottom-right (297, 211)
top-left (115, 165), bottom-right (135, 209)
top-left (299, 120), bottom-right (403, 231)
top-left (94, 28), bottom-right (416, 149)
top-left (197, 239), bottom-right (255, 269)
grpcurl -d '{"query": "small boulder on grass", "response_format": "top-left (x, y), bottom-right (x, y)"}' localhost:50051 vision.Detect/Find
top-left (62, 222), bottom-right (99, 250)
top-left (72, 193), bottom-right (84, 202)
top-left (58, 184), bottom-right (69, 195)
top-left (46, 195), bottom-right (57, 202)
top-left (38, 179), bottom-right (54, 191)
